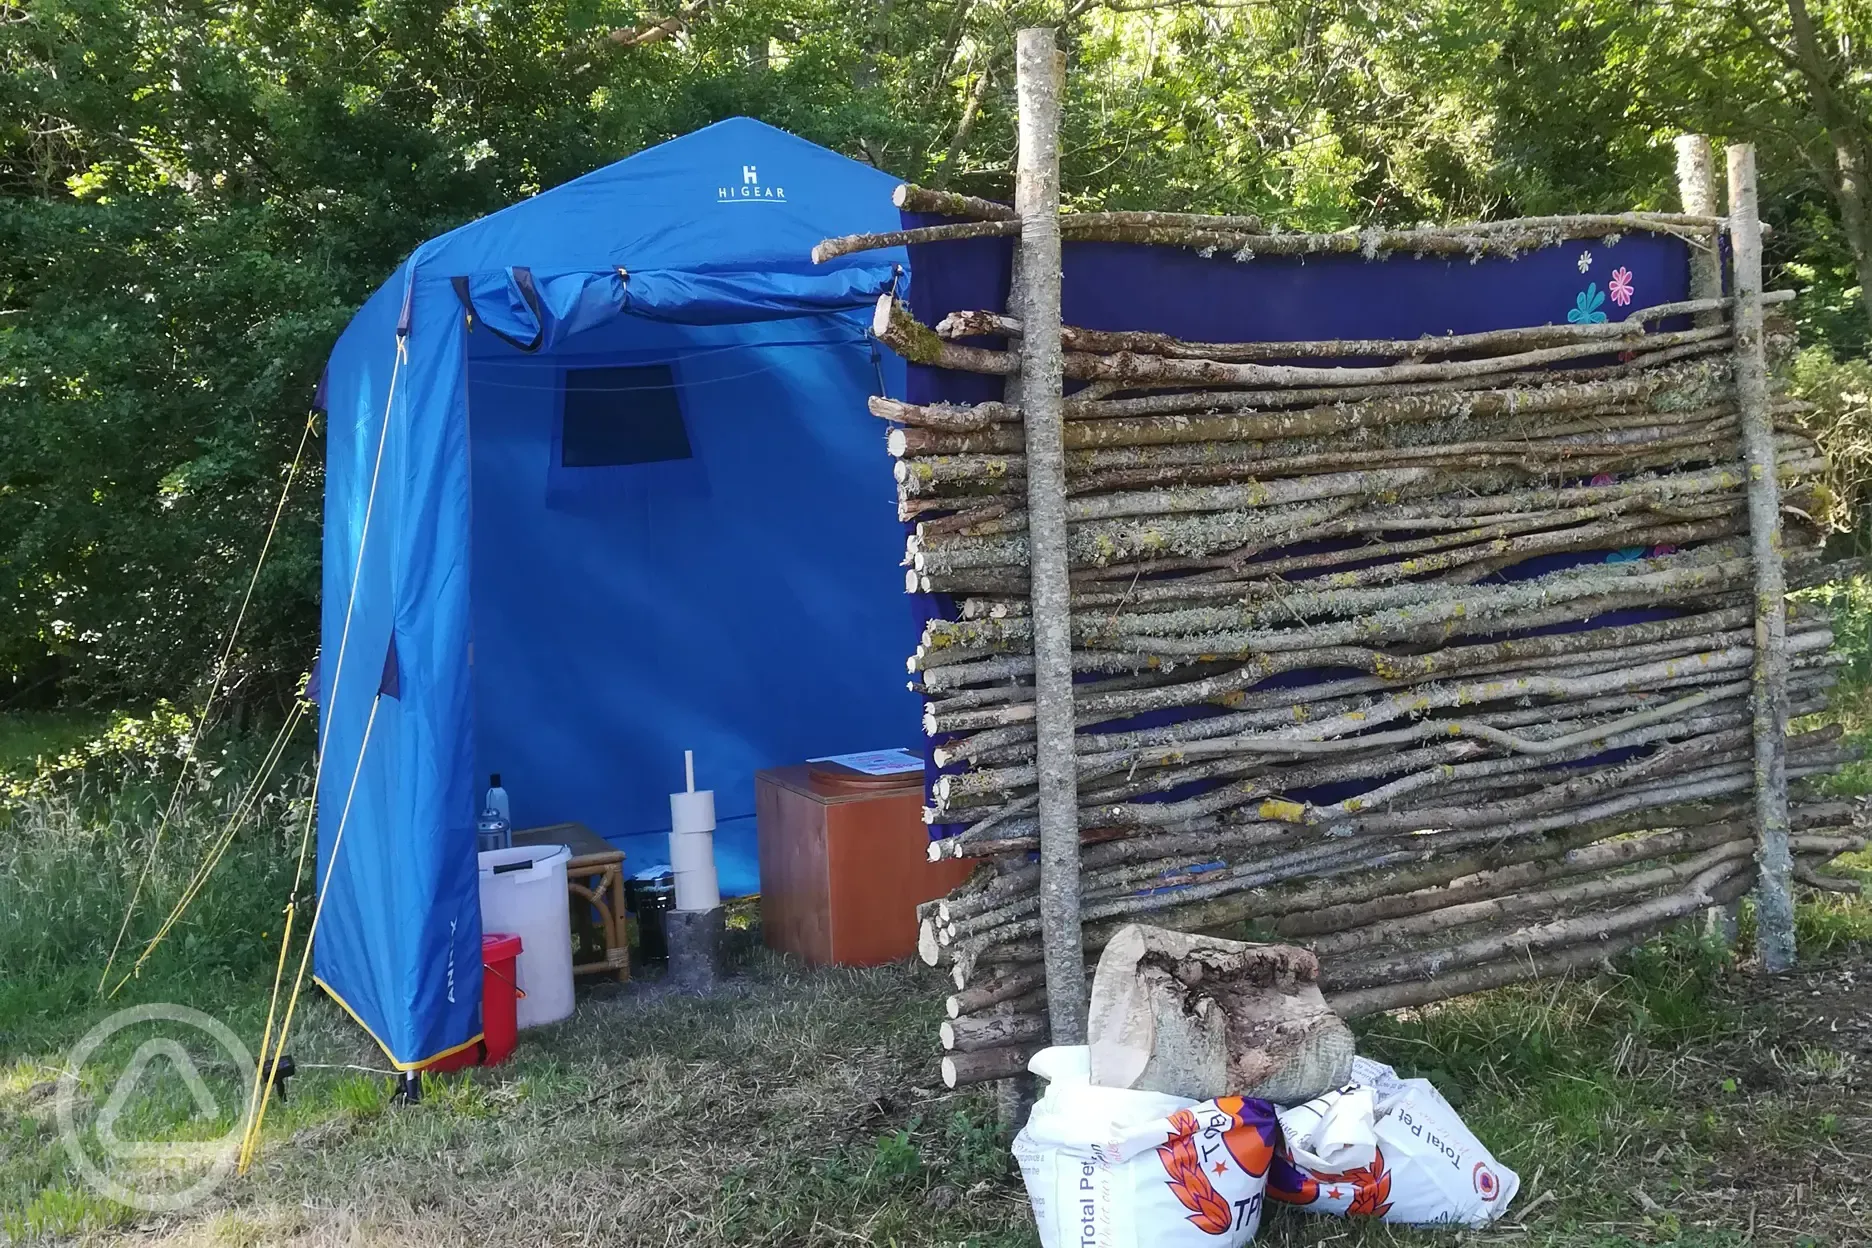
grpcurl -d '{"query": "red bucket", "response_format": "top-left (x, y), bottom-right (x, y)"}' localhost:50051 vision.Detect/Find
top-left (425, 932), bottom-right (524, 1072)
top-left (478, 932), bottom-right (523, 1066)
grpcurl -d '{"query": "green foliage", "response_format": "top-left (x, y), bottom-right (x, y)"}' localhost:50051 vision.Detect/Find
top-left (2, 0), bottom-right (1868, 706)
top-left (1800, 574), bottom-right (1872, 690)
top-left (1791, 347), bottom-right (1872, 543)
top-left (0, 704), bottom-right (191, 801)
top-left (1794, 572), bottom-right (1872, 797)
top-left (0, 708), bottom-right (107, 776)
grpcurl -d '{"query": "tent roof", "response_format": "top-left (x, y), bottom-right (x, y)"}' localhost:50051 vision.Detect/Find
top-left (410, 116), bottom-right (902, 281)
top-left (321, 117), bottom-right (907, 382)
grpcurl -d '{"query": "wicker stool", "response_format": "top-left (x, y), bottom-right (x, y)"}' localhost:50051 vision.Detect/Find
top-left (513, 822), bottom-right (630, 982)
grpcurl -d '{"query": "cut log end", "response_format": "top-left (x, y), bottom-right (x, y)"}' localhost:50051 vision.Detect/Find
top-left (893, 183), bottom-right (1019, 221)
top-left (941, 1043), bottom-right (1039, 1088)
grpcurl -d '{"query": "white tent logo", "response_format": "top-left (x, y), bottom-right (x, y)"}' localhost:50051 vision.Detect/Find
top-left (719, 163), bottom-right (785, 201)
top-left (57, 1003), bottom-right (254, 1213)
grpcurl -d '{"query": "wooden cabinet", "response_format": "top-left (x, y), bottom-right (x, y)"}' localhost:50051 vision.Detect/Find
top-left (755, 765), bottom-right (975, 967)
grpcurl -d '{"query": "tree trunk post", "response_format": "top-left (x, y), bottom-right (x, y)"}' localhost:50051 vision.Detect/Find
top-left (1674, 136), bottom-right (1724, 331)
top-left (1015, 26), bottom-right (1087, 1044)
top-left (992, 200), bottom-right (1039, 1137)
top-left (1678, 132), bottom-right (1738, 947)
top-left (1726, 142), bottom-right (1795, 973)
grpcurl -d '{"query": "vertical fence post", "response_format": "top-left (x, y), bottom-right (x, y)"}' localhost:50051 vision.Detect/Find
top-left (1677, 134), bottom-right (1740, 947)
top-left (1726, 142), bottom-right (1797, 972)
top-left (1674, 136), bottom-right (1725, 326)
top-left (992, 221), bottom-right (1038, 1136)
top-left (1015, 25), bottom-right (1087, 1043)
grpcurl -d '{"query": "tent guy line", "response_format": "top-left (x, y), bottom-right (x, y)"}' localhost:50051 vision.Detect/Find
top-left (98, 410), bottom-right (322, 996)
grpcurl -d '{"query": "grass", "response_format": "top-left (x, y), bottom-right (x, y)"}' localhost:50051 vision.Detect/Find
top-left (9, 929), bottom-right (1872, 1247)
top-left (0, 712), bottom-right (111, 781)
top-left (3, 667), bottom-right (1871, 1246)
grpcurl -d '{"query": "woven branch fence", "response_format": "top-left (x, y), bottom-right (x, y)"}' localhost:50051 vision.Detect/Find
top-left (819, 147), bottom-right (1864, 1092)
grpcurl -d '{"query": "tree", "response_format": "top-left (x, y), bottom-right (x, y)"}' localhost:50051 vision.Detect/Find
top-left (1, 0), bottom-right (1865, 708)
top-left (1746, 0), bottom-right (1872, 334)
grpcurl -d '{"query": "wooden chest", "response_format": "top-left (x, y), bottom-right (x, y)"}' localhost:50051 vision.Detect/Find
top-left (755, 764), bottom-right (975, 966)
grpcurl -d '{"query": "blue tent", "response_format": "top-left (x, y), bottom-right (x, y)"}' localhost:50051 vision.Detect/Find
top-left (314, 119), bottom-right (920, 1069)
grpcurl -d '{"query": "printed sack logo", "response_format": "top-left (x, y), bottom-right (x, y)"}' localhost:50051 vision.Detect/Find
top-left (1157, 1097), bottom-right (1276, 1237)
top-left (1473, 1162), bottom-right (1501, 1200)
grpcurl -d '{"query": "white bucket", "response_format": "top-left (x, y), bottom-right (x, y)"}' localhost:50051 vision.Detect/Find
top-left (477, 844), bottom-right (575, 1029)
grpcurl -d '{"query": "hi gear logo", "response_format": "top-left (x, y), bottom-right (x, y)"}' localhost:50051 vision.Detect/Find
top-left (719, 164), bottom-right (785, 202)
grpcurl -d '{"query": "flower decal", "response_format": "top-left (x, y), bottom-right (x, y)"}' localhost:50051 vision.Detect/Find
top-left (1567, 283), bottom-right (1608, 324)
top-left (1607, 267), bottom-right (1635, 306)
top-left (1578, 250), bottom-right (1593, 273)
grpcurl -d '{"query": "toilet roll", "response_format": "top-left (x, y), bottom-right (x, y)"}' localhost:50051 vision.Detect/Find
top-left (673, 866), bottom-right (720, 912)
top-left (670, 789), bottom-right (716, 835)
top-left (669, 777), bottom-right (720, 911)
top-left (669, 830), bottom-right (716, 874)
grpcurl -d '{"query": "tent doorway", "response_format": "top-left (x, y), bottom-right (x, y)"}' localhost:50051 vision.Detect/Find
top-left (464, 309), bottom-right (916, 897)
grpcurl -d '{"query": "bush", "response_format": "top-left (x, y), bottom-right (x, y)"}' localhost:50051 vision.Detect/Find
top-left (1790, 345), bottom-right (1872, 549)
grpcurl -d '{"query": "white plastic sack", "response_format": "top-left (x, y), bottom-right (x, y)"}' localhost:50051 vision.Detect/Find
top-left (1274, 1084), bottom-right (1377, 1173)
top-left (1268, 1057), bottom-right (1519, 1228)
top-left (1013, 1046), bottom-right (1281, 1248)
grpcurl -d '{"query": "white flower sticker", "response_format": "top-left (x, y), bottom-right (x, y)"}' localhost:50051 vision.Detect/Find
top-left (1577, 250), bottom-right (1593, 273)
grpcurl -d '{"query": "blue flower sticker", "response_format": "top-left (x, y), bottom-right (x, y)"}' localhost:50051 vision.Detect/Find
top-left (1568, 283), bottom-right (1608, 324)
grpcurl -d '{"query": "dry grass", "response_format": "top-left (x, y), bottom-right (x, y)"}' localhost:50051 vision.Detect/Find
top-left (8, 953), bottom-right (1034, 1247)
top-left (6, 702), bottom-right (1872, 1247)
top-left (7, 932), bottom-right (1872, 1248)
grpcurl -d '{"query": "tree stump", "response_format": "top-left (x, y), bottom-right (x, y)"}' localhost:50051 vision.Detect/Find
top-left (1087, 923), bottom-right (1355, 1103)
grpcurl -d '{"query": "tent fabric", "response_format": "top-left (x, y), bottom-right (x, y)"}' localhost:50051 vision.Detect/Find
top-left (316, 119), bottom-right (919, 1069)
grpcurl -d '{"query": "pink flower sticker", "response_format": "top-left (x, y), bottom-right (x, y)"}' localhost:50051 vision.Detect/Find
top-left (1608, 267), bottom-right (1634, 306)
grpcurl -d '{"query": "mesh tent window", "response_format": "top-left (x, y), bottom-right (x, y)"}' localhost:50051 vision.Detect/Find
top-left (560, 364), bottom-right (693, 467)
